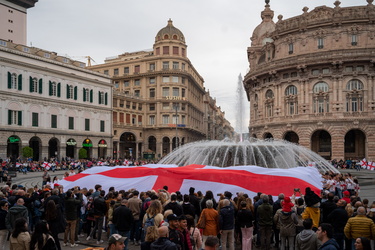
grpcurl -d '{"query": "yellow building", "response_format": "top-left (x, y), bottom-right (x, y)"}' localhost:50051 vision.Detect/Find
top-left (90, 19), bottom-right (233, 159)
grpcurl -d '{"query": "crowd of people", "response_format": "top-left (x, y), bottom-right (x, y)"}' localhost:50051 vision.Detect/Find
top-left (0, 166), bottom-right (373, 250)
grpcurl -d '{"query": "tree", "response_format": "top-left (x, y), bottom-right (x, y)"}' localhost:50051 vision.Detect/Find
top-left (22, 146), bottom-right (33, 159)
top-left (79, 148), bottom-right (87, 159)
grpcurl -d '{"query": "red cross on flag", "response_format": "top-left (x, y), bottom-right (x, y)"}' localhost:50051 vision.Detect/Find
top-left (59, 164), bottom-right (322, 198)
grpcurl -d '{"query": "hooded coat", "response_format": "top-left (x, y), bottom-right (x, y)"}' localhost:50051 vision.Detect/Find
top-left (295, 229), bottom-right (321, 250)
top-left (319, 238), bottom-right (340, 250)
top-left (5, 205), bottom-right (28, 231)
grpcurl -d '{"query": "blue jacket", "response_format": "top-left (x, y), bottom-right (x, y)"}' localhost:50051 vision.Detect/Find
top-left (319, 238), bottom-right (340, 250)
top-left (219, 205), bottom-right (235, 230)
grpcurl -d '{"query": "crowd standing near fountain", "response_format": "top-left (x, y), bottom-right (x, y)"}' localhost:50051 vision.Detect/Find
top-left (0, 161), bottom-right (373, 250)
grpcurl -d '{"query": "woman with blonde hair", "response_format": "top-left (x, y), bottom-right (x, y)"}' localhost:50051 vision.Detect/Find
top-left (143, 200), bottom-right (164, 228)
top-left (141, 226), bottom-right (159, 250)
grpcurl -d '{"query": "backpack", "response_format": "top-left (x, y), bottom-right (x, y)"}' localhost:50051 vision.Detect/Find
top-left (143, 214), bottom-right (155, 232)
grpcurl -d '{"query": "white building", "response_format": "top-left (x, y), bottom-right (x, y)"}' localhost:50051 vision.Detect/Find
top-left (0, 39), bottom-right (113, 161)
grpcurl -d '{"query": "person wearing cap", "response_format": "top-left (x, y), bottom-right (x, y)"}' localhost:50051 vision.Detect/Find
top-left (341, 190), bottom-right (351, 204)
top-left (167, 214), bottom-right (182, 249)
top-left (105, 233), bottom-right (126, 250)
top-left (274, 196), bottom-right (298, 250)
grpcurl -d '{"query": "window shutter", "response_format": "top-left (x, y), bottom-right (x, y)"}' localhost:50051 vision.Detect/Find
top-left (29, 76), bottom-right (33, 92)
top-left (39, 79), bottom-right (43, 94)
top-left (98, 92), bottom-right (101, 104)
top-left (90, 89), bottom-right (93, 103)
top-left (18, 74), bottom-right (22, 90)
top-left (8, 110), bottom-right (11, 125)
top-left (66, 84), bottom-right (69, 99)
top-left (83, 88), bottom-right (86, 102)
top-left (18, 111), bottom-right (22, 126)
top-left (8, 72), bottom-right (11, 89)
top-left (49, 81), bottom-right (52, 96)
top-left (105, 93), bottom-right (108, 105)
top-left (57, 83), bottom-right (61, 97)
top-left (74, 86), bottom-right (77, 100)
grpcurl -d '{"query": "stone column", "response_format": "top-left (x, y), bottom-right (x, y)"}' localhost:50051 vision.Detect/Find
top-left (331, 132), bottom-right (345, 160)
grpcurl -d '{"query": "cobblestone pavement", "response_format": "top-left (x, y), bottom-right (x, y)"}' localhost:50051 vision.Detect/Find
top-left (5, 168), bottom-right (375, 249)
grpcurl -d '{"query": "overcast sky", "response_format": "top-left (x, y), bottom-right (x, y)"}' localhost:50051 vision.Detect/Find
top-left (27, 0), bottom-right (361, 133)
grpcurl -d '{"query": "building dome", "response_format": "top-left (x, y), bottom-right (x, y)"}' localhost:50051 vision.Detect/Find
top-left (155, 19), bottom-right (185, 43)
top-left (251, 2), bottom-right (275, 46)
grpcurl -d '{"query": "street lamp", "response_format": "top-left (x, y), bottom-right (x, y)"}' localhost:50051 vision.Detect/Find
top-left (174, 103), bottom-right (179, 148)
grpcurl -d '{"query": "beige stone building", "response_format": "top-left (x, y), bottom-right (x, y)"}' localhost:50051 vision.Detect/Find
top-left (90, 19), bottom-right (233, 160)
top-left (244, 1), bottom-right (375, 161)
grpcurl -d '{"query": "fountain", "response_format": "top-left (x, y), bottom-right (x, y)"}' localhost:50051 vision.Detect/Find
top-left (158, 138), bottom-right (338, 173)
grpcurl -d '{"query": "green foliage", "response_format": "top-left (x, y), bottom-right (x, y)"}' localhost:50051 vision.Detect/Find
top-left (79, 148), bottom-right (87, 159)
top-left (22, 146), bottom-right (33, 158)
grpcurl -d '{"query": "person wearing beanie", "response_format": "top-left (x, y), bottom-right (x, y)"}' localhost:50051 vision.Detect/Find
top-left (274, 196), bottom-right (298, 250)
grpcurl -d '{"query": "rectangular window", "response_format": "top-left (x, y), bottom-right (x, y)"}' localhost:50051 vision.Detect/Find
top-left (32, 112), bottom-right (38, 127)
top-left (181, 77), bottom-right (185, 84)
top-left (163, 61), bottom-right (169, 69)
top-left (173, 47), bottom-right (179, 55)
top-left (162, 87), bottom-right (169, 97)
top-left (138, 104), bottom-right (142, 111)
top-left (318, 38), bottom-right (324, 49)
top-left (346, 66), bottom-right (353, 72)
top-left (114, 68), bottom-right (119, 75)
top-left (156, 47), bottom-right (160, 55)
top-left (173, 62), bottom-right (179, 69)
top-left (173, 115), bottom-right (178, 124)
top-left (172, 76), bottom-right (179, 83)
top-left (134, 79), bottom-right (140, 86)
top-left (149, 88), bottom-right (155, 98)
top-left (68, 117), bottom-right (74, 130)
top-left (114, 81), bottom-right (119, 88)
top-left (181, 63), bottom-right (185, 70)
top-left (8, 110), bottom-right (22, 125)
top-left (163, 46), bottom-right (169, 55)
top-left (351, 35), bottom-right (357, 46)
top-left (134, 90), bottom-right (140, 97)
top-left (124, 67), bottom-right (129, 74)
top-left (322, 68), bottom-right (330, 74)
top-left (288, 43), bottom-right (293, 54)
top-left (291, 72), bottom-right (298, 77)
top-left (149, 77), bottom-right (156, 84)
top-left (312, 69), bottom-right (320, 75)
top-left (163, 103), bottom-right (169, 110)
top-left (356, 66), bottom-right (364, 71)
top-left (149, 63), bottom-right (155, 71)
top-left (162, 115), bottom-right (169, 124)
top-left (104, 70), bottom-right (109, 75)
top-left (51, 114), bottom-right (57, 128)
top-left (283, 73), bottom-right (289, 79)
top-left (173, 87), bottom-right (179, 96)
top-left (100, 120), bottom-right (105, 132)
top-left (182, 88), bottom-right (186, 97)
top-left (149, 103), bottom-right (155, 111)
top-left (134, 65), bottom-right (140, 73)
top-left (163, 76), bottom-right (169, 83)
top-left (124, 81), bottom-right (130, 87)
top-left (149, 115), bottom-right (155, 125)
top-left (85, 118), bottom-right (90, 131)
top-left (181, 115), bottom-right (186, 124)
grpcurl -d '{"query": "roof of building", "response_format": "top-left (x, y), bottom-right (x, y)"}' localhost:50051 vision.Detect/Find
top-left (251, 2), bottom-right (275, 46)
top-left (155, 19), bottom-right (185, 43)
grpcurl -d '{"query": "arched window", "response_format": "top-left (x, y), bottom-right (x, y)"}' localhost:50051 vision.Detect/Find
top-left (346, 79), bottom-right (363, 112)
top-left (285, 85), bottom-right (298, 115)
top-left (265, 90), bottom-right (274, 117)
top-left (313, 82), bottom-right (329, 113)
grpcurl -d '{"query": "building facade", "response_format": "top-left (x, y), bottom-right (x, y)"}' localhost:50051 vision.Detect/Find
top-left (0, 0), bottom-right (37, 45)
top-left (0, 39), bottom-right (113, 161)
top-left (90, 19), bottom-right (233, 159)
top-left (244, 1), bottom-right (375, 161)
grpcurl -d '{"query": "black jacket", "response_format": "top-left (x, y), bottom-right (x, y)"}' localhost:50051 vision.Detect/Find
top-left (182, 203), bottom-right (195, 217)
top-left (237, 208), bottom-right (253, 228)
top-left (164, 202), bottom-right (183, 217)
top-left (0, 209), bottom-right (7, 230)
top-left (320, 200), bottom-right (337, 223)
top-left (327, 206), bottom-right (348, 233)
top-left (150, 237), bottom-right (178, 250)
top-left (93, 196), bottom-right (107, 217)
top-left (113, 205), bottom-right (134, 231)
top-left (219, 205), bottom-right (235, 230)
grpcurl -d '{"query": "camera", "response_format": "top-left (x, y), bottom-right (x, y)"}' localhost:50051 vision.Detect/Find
top-left (294, 188), bottom-right (300, 192)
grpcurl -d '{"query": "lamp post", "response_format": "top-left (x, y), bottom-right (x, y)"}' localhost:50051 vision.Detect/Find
top-left (174, 103), bottom-right (179, 148)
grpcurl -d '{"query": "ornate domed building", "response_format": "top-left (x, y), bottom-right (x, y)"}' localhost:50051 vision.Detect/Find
top-left (244, 0), bottom-right (375, 161)
top-left (89, 19), bottom-right (233, 159)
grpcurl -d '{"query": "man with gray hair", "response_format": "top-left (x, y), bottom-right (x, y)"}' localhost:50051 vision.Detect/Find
top-left (344, 206), bottom-right (375, 248)
top-left (257, 195), bottom-right (273, 250)
top-left (219, 199), bottom-right (235, 250)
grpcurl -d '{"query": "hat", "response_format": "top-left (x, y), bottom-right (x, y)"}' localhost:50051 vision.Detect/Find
top-left (53, 183), bottom-right (60, 187)
top-left (282, 197), bottom-right (294, 212)
top-left (108, 234), bottom-right (127, 245)
top-left (167, 214), bottom-right (178, 221)
top-left (343, 191), bottom-right (350, 196)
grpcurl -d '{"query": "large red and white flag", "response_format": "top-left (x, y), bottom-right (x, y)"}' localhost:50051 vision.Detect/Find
top-left (59, 164), bottom-right (323, 197)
